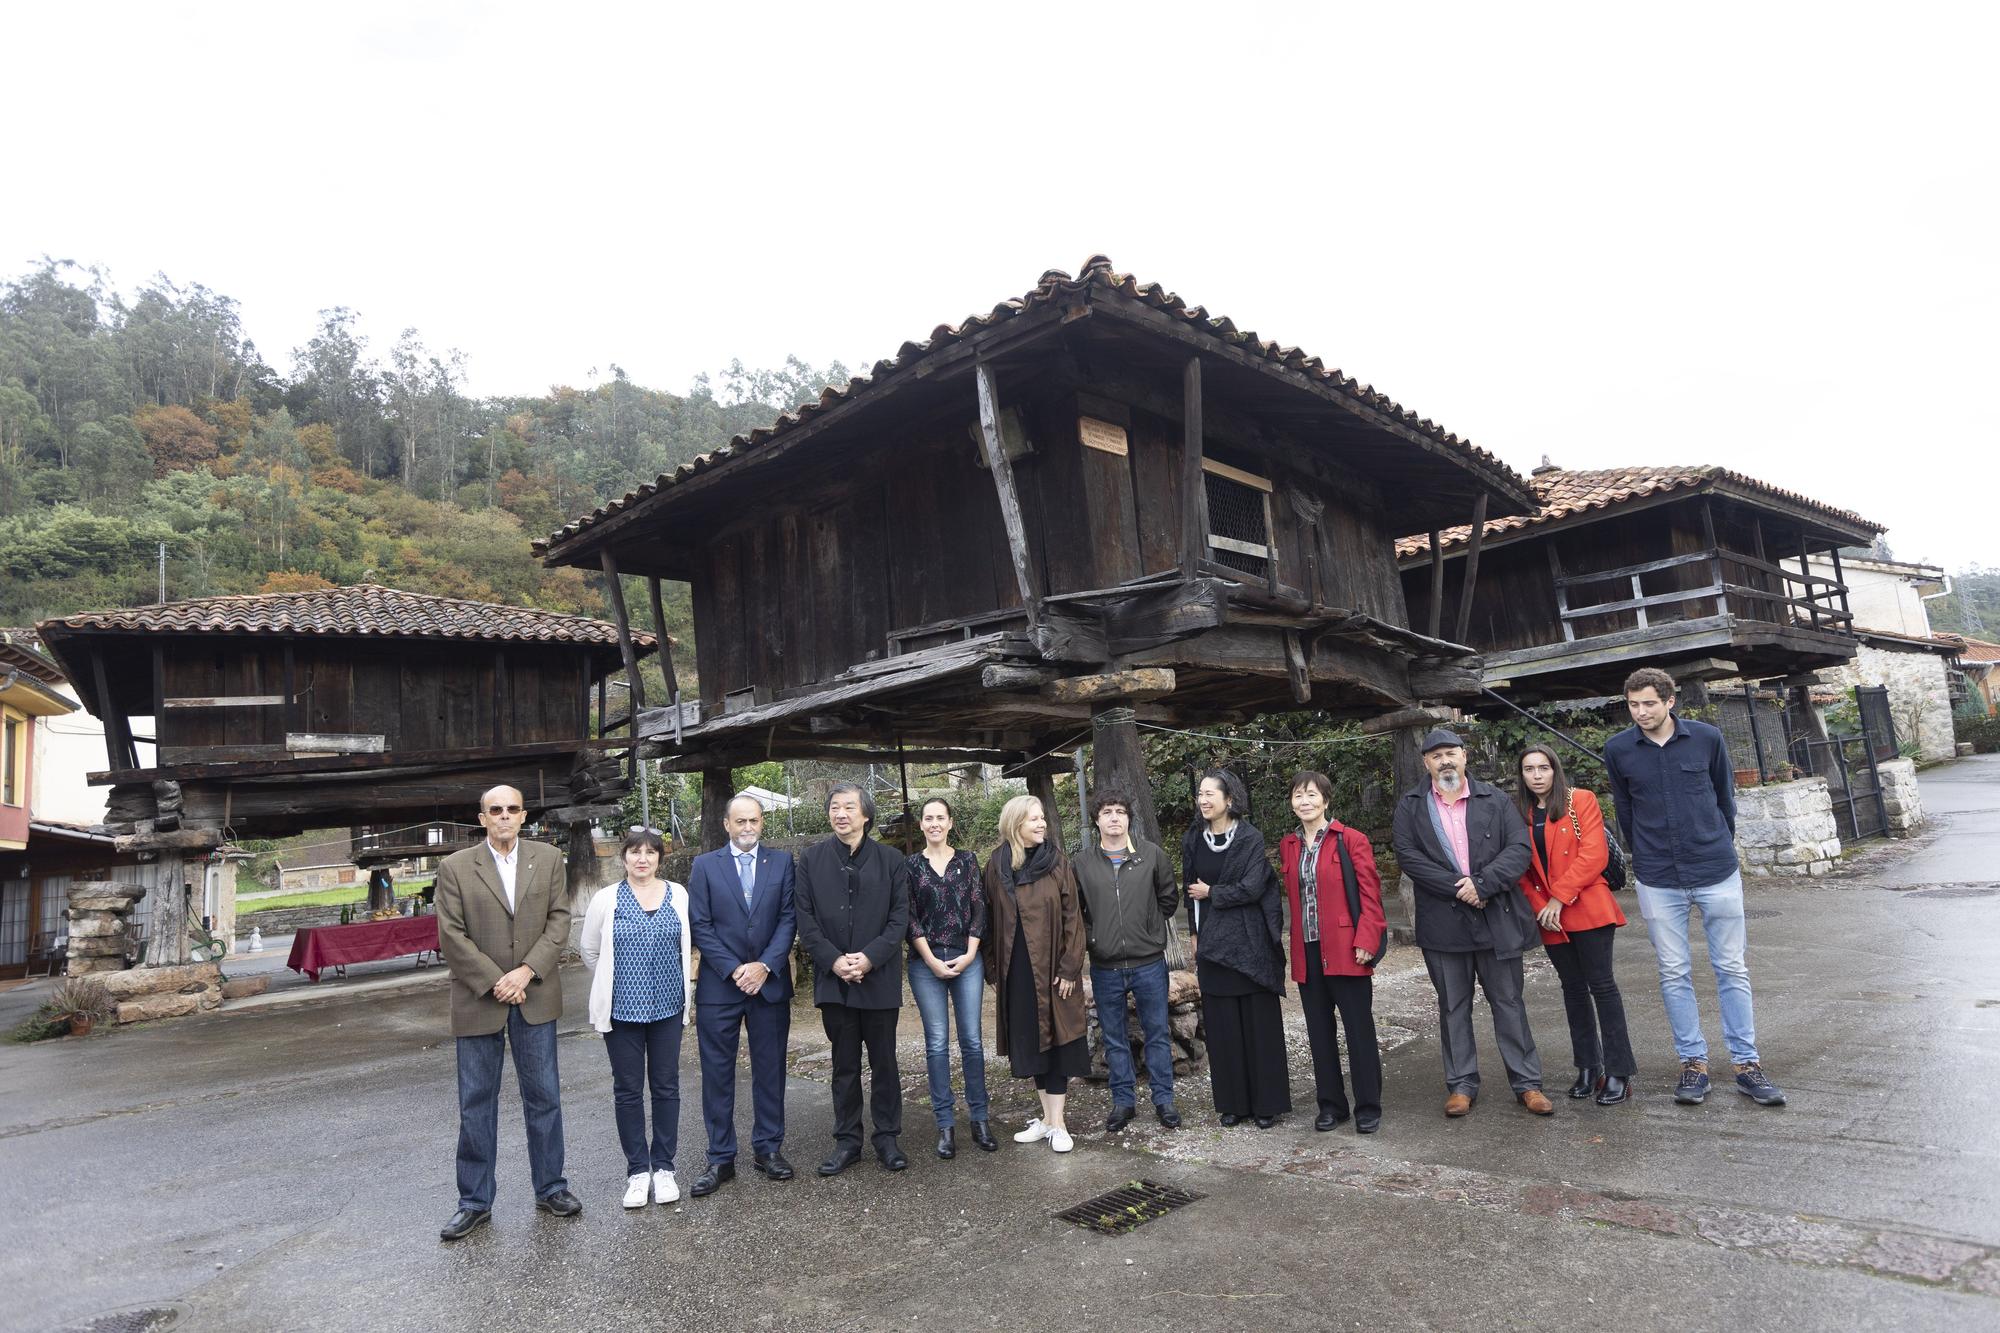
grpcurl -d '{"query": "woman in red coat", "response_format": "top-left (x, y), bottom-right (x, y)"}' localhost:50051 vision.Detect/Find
top-left (1516, 745), bottom-right (1635, 1106)
top-left (1278, 770), bottom-right (1387, 1134)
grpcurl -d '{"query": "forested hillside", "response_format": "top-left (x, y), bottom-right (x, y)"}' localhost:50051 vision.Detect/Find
top-left (0, 258), bottom-right (846, 677)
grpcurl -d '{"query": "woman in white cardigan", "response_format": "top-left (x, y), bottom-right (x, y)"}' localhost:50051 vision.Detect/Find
top-left (579, 828), bottom-right (694, 1209)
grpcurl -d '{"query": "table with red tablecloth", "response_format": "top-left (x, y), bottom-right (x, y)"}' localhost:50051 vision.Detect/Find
top-left (287, 916), bottom-right (441, 981)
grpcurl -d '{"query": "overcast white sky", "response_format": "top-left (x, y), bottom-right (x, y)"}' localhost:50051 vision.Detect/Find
top-left (6, 3), bottom-right (1994, 569)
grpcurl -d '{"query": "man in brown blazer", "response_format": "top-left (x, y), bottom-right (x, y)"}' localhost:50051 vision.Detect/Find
top-left (434, 784), bottom-right (580, 1241)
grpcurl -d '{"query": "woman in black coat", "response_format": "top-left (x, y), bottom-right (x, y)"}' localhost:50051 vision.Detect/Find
top-left (1184, 769), bottom-right (1291, 1127)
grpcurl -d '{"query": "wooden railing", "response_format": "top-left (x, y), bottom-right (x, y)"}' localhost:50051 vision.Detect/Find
top-left (1550, 546), bottom-right (1853, 643)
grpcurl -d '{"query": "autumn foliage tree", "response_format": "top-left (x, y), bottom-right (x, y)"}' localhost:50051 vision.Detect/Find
top-left (134, 403), bottom-right (220, 476)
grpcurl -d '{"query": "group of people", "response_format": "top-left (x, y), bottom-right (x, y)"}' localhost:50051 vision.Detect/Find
top-left (429, 664), bottom-right (1784, 1241)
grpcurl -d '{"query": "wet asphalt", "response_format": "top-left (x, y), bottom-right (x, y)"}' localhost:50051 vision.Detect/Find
top-left (5, 757), bottom-right (1998, 1332)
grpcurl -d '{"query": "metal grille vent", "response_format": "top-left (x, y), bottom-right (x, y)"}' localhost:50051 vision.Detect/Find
top-left (1204, 469), bottom-right (1272, 576)
top-left (1056, 1179), bottom-right (1201, 1234)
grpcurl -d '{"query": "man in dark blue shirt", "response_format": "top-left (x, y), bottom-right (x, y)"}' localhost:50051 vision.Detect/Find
top-left (1604, 667), bottom-right (1785, 1109)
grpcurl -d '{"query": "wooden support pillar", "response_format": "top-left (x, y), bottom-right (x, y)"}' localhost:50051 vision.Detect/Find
top-left (1452, 493), bottom-right (1489, 646)
top-left (1181, 356), bottom-right (1206, 579)
top-left (1387, 724), bottom-right (1427, 933)
top-left (1090, 704), bottom-right (1161, 847)
top-left (1797, 534), bottom-right (1819, 629)
top-left (647, 575), bottom-right (684, 745)
top-left (1426, 530), bottom-right (1446, 640)
top-left (973, 362), bottom-right (1041, 633)
top-left (1026, 767), bottom-right (1065, 853)
top-left (599, 550), bottom-right (647, 709)
top-left (699, 768), bottom-right (734, 853)
top-left (1701, 497), bottom-right (1730, 621)
top-left (1828, 544), bottom-right (1852, 622)
top-left (565, 820), bottom-right (601, 905)
top-left (91, 650), bottom-right (135, 771)
top-left (144, 850), bottom-right (192, 967)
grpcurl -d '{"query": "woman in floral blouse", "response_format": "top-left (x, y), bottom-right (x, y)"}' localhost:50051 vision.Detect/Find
top-left (899, 797), bottom-right (996, 1158)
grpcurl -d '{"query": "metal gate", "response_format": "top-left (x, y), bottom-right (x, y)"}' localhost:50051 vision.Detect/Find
top-left (1790, 685), bottom-right (1896, 843)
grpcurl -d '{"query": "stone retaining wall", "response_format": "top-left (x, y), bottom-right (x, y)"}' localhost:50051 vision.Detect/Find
top-left (1734, 775), bottom-right (1841, 876)
top-left (234, 895), bottom-right (426, 940)
top-left (102, 961), bottom-right (224, 1024)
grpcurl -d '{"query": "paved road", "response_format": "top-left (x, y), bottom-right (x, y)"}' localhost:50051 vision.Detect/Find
top-left (5, 758), bottom-right (1997, 1332)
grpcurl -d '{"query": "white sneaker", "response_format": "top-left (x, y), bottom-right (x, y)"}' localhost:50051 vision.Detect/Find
top-left (652, 1170), bottom-right (679, 1204)
top-left (1049, 1126), bottom-right (1074, 1153)
top-left (1013, 1118), bottom-right (1052, 1143)
top-left (622, 1173), bottom-right (650, 1209)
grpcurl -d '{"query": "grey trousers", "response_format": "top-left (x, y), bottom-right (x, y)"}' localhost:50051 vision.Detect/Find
top-left (1422, 948), bottom-right (1543, 1097)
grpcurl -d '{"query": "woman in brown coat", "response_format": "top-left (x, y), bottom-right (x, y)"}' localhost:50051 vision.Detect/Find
top-left (982, 794), bottom-right (1088, 1153)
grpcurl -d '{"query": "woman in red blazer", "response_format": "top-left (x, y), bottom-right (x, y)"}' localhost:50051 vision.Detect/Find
top-left (1516, 745), bottom-right (1635, 1106)
top-left (1278, 771), bottom-right (1387, 1134)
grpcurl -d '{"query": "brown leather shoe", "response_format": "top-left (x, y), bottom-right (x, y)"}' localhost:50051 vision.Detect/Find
top-left (1443, 1093), bottom-right (1474, 1118)
top-left (1518, 1089), bottom-right (1555, 1116)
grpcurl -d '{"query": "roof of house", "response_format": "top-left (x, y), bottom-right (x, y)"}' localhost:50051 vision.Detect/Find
top-left (539, 254), bottom-right (1536, 558)
top-left (35, 584), bottom-right (658, 653)
top-left (1394, 465), bottom-right (1884, 560)
top-left (1852, 626), bottom-right (1966, 655)
top-left (0, 631), bottom-right (68, 685)
top-left (1954, 637), bottom-right (2000, 664)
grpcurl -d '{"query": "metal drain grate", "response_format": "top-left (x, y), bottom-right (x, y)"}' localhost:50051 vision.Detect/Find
top-left (65, 1306), bottom-right (186, 1333)
top-left (1056, 1179), bottom-right (1200, 1234)
top-left (1741, 909), bottom-right (1781, 920)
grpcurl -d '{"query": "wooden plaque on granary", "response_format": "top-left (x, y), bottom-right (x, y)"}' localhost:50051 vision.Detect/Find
top-left (1078, 416), bottom-right (1129, 456)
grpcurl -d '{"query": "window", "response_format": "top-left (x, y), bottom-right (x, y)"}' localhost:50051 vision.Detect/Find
top-left (1202, 457), bottom-right (1276, 578)
top-left (1, 713), bottom-right (21, 807)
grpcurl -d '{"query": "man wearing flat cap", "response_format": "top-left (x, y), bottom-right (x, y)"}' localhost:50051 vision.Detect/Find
top-left (1391, 729), bottom-right (1552, 1118)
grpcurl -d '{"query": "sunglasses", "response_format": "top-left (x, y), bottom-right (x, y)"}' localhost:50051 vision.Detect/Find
top-left (627, 826), bottom-right (662, 835)
top-left (485, 804), bottom-right (524, 815)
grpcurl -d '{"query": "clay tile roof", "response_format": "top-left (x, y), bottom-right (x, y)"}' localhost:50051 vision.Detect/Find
top-left (35, 584), bottom-right (657, 653)
top-left (1950, 637), bottom-right (2000, 663)
top-left (1394, 465), bottom-right (1884, 559)
top-left (538, 255), bottom-right (1534, 557)
top-left (0, 630), bottom-right (67, 684)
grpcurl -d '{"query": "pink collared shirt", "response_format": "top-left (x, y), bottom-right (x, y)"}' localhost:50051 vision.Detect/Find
top-left (1431, 786), bottom-right (1471, 875)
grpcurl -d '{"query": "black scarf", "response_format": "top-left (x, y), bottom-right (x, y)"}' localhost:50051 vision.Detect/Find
top-left (1008, 839), bottom-right (1058, 888)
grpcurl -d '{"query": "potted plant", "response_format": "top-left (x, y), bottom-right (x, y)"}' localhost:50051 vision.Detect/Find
top-left (50, 976), bottom-right (112, 1037)
top-left (1734, 767), bottom-right (1759, 788)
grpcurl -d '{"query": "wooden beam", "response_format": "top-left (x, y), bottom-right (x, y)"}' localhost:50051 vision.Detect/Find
top-left (1452, 492), bottom-right (1489, 646)
top-left (88, 738), bottom-right (602, 785)
top-left (1547, 540), bottom-right (1575, 643)
top-left (699, 768), bottom-right (733, 853)
top-left (1027, 768), bottom-right (1064, 852)
top-left (1360, 704), bottom-right (1458, 737)
top-left (1701, 497), bottom-right (1729, 621)
top-left (1427, 531), bottom-right (1445, 639)
top-left (1090, 704), bottom-right (1162, 846)
top-left (1105, 578), bottom-right (1230, 655)
top-left (160, 695), bottom-right (287, 710)
top-left (1041, 668), bottom-right (1176, 706)
top-left (599, 549), bottom-right (647, 709)
top-left (1828, 544), bottom-right (1852, 620)
top-left (492, 650), bottom-right (509, 750)
top-left (90, 649), bottom-right (134, 771)
top-left (647, 575), bottom-right (684, 746)
top-left (1555, 548), bottom-right (1717, 586)
top-left (981, 664), bottom-right (1061, 691)
top-left (1181, 356), bottom-right (1206, 579)
top-left (974, 361), bottom-right (1042, 634)
top-left (1283, 630), bottom-right (1311, 703)
top-left (282, 642), bottom-right (298, 736)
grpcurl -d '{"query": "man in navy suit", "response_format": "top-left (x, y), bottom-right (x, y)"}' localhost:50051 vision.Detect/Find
top-left (686, 793), bottom-right (797, 1196)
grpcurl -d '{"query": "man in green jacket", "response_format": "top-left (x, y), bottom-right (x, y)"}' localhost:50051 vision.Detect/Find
top-left (1075, 789), bottom-right (1183, 1131)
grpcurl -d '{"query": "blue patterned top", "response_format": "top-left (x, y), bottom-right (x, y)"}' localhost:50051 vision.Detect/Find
top-left (610, 880), bottom-right (684, 1023)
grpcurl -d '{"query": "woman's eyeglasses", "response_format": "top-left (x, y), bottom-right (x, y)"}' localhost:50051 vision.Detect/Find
top-left (485, 804), bottom-right (524, 815)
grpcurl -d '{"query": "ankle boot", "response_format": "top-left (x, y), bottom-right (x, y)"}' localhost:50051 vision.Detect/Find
top-left (968, 1121), bottom-right (998, 1153)
top-left (1568, 1067), bottom-right (1604, 1099)
top-left (1595, 1074), bottom-right (1632, 1105)
top-left (935, 1127), bottom-right (956, 1159)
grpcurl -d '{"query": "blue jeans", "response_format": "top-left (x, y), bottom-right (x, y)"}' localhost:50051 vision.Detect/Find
top-left (455, 1006), bottom-right (567, 1211)
top-left (1091, 958), bottom-right (1176, 1109)
top-left (905, 945), bottom-right (989, 1129)
top-left (1636, 870), bottom-right (1759, 1066)
top-left (604, 1016), bottom-right (683, 1175)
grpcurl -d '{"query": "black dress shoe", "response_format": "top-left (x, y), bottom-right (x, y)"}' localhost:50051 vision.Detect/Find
top-left (689, 1162), bottom-right (735, 1197)
top-left (969, 1121), bottom-right (999, 1152)
top-left (1254, 1115), bottom-right (1276, 1129)
top-left (1105, 1104), bottom-right (1136, 1133)
top-left (1355, 1112), bottom-right (1381, 1134)
top-left (1595, 1074), bottom-right (1632, 1106)
top-left (439, 1207), bottom-right (489, 1242)
top-left (1315, 1109), bottom-right (1349, 1132)
top-left (877, 1142), bottom-right (909, 1172)
top-left (1569, 1067), bottom-right (1604, 1099)
top-left (818, 1146), bottom-right (862, 1177)
top-left (936, 1128), bottom-right (956, 1159)
top-left (1154, 1104), bottom-right (1182, 1130)
top-left (534, 1188), bottom-right (582, 1217)
top-left (752, 1152), bottom-right (794, 1181)
top-left (1219, 1114), bottom-right (1241, 1127)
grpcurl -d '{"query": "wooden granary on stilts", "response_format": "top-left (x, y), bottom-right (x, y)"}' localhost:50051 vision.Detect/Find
top-left (538, 257), bottom-right (1537, 847)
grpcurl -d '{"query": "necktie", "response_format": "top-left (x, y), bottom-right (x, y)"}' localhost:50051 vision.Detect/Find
top-left (738, 853), bottom-right (756, 908)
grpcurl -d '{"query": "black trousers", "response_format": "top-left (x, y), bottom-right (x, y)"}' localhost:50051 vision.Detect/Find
top-left (1545, 924), bottom-right (1637, 1076)
top-left (1298, 968), bottom-right (1381, 1120)
top-left (821, 1004), bottom-right (903, 1150)
top-left (604, 1017), bottom-right (683, 1175)
top-left (1204, 990), bottom-right (1292, 1118)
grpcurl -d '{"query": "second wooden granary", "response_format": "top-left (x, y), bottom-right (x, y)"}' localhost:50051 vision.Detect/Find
top-left (538, 257), bottom-right (1538, 844)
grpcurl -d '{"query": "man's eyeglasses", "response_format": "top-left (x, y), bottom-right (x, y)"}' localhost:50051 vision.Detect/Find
top-left (485, 804), bottom-right (524, 816)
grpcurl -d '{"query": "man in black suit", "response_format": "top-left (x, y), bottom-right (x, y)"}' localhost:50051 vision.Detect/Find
top-left (794, 782), bottom-right (909, 1175)
top-left (1390, 729), bottom-right (1549, 1119)
top-left (686, 793), bottom-right (798, 1197)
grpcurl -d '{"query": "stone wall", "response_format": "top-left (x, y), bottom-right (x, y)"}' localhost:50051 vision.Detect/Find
top-left (233, 895), bottom-right (426, 940)
top-left (1877, 758), bottom-right (1925, 834)
top-left (101, 961), bottom-right (224, 1024)
top-left (1819, 645), bottom-right (1956, 762)
top-left (1734, 775), bottom-right (1841, 876)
